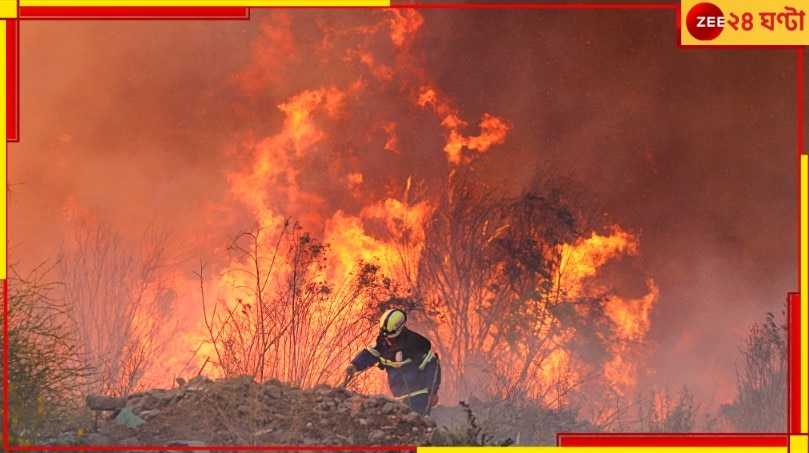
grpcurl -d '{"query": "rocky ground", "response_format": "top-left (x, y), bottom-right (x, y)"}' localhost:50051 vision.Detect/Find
top-left (81, 375), bottom-right (438, 450)
top-left (68, 375), bottom-right (590, 451)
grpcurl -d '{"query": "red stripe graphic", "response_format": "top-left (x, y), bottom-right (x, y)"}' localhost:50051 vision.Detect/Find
top-left (19, 6), bottom-right (250, 19)
top-left (5, 19), bottom-right (17, 142)
top-left (557, 433), bottom-right (790, 447)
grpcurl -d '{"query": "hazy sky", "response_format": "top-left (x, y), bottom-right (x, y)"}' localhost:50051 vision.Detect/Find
top-left (8, 6), bottom-right (801, 410)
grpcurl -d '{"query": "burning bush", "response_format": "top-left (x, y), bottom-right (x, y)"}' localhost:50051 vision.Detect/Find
top-left (415, 171), bottom-right (655, 406)
top-left (200, 219), bottom-right (411, 391)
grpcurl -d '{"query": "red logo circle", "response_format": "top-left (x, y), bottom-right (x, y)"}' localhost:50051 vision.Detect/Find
top-left (686, 2), bottom-right (725, 41)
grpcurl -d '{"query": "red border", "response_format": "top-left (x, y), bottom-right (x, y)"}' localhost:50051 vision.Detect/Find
top-left (19, 6), bottom-right (251, 19)
top-left (790, 292), bottom-right (802, 433)
top-left (5, 19), bottom-right (17, 142)
top-left (3, 280), bottom-right (8, 448)
top-left (2, 3), bottom-right (805, 451)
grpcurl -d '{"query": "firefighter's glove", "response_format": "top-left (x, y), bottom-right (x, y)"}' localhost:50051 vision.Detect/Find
top-left (343, 364), bottom-right (357, 386)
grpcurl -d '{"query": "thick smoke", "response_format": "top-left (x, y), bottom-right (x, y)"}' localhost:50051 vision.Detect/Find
top-left (10, 8), bottom-right (798, 412)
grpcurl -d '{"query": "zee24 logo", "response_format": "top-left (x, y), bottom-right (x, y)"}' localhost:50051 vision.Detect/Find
top-left (686, 2), bottom-right (727, 40)
top-left (685, 2), bottom-right (806, 41)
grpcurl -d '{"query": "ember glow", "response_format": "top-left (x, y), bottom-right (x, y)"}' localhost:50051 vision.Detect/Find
top-left (10, 7), bottom-right (797, 427)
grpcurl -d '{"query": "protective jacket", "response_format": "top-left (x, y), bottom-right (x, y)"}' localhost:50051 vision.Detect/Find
top-left (351, 326), bottom-right (441, 401)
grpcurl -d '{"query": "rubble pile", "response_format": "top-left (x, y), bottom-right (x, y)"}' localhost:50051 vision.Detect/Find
top-left (84, 375), bottom-right (437, 448)
top-left (431, 398), bottom-right (594, 446)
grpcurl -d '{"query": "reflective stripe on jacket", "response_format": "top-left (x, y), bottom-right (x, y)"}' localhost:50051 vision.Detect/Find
top-left (351, 327), bottom-right (441, 399)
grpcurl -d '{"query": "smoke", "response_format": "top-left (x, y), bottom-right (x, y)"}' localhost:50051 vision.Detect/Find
top-left (10, 8), bottom-right (798, 415)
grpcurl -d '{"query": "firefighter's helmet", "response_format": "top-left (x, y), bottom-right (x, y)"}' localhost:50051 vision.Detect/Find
top-left (379, 309), bottom-right (407, 338)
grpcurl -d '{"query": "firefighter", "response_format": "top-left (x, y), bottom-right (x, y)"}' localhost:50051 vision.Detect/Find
top-left (345, 308), bottom-right (441, 416)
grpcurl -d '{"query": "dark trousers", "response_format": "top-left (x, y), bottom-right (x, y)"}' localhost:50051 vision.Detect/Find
top-left (403, 393), bottom-right (432, 416)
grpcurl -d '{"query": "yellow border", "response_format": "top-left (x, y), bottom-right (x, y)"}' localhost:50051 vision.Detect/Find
top-left (792, 435), bottom-right (808, 453)
top-left (1, 19), bottom-right (6, 281)
top-left (0, 1), bottom-right (16, 19)
top-left (19, 0), bottom-right (390, 6)
top-left (801, 154), bottom-right (808, 434)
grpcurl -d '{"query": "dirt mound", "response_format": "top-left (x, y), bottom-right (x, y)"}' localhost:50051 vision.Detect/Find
top-left (84, 375), bottom-right (437, 448)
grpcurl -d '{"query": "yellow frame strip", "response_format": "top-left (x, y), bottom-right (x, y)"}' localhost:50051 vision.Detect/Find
top-left (0, 20), bottom-right (6, 281)
top-left (0, 1), bottom-right (16, 19)
top-left (792, 435), bottom-right (808, 453)
top-left (802, 154), bottom-right (808, 433)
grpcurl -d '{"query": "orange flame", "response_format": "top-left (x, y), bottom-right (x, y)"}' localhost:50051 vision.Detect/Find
top-left (603, 281), bottom-right (658, 391)
top-left (324, 195), bottom-right (433, 284)
top-left (554, 228), bottom-right (659, 392)
top-left (607, 280), bottom-right (658, 342)
top-left (324, 210), bottom-right (392, 279)
top-left (555, 227), bottom-right (639, 298)
top-left (418, 86), bottom-right (509, 164)
top-left (385, 8), bottom-right (424, 48)
top-left (141, 10), bottom-right (658, 410)
top-left (228, 86), bottom-right (347, 228)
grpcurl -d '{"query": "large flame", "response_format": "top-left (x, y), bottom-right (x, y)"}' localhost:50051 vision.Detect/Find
top-left (87, 9), bottom-right (659, 414)
top-left (227, 85), bottom-right (350, 230)
top-left (555, 228), bottom-right (659, 392)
